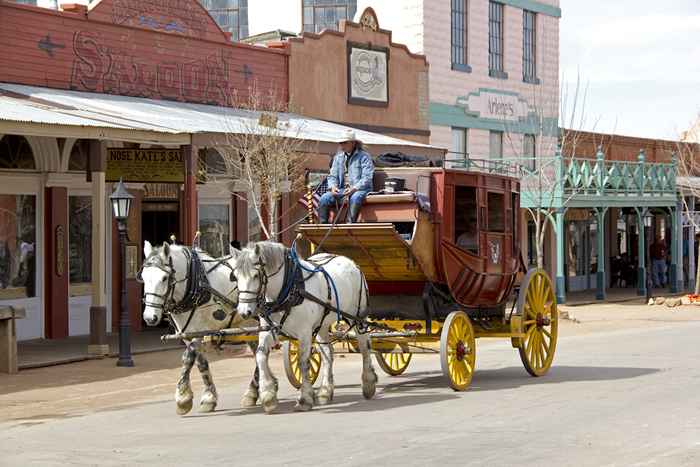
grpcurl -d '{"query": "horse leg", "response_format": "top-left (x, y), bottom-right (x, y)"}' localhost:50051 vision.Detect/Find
top-left (294, 332), bottom-right (315, 412)
top-left (314, 329), bottom-right (334, 406)
top-left (175, 343), bottom-right (197, 415)
top-left (240, 356), bottom-right (260, 408)
top-left (256, 331), bottom-right (279, 414)
top-left (196, 350), bottom-right (218, 413)
top-left (356, 332), bottom-right (378, 400)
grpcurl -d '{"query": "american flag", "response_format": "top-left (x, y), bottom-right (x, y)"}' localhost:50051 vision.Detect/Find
top-left (297, 177), bottom-right (329, 219)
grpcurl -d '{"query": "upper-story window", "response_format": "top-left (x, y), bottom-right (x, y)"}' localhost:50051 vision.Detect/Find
top-left (523, 10), bottom-right (539, 83)
top-left (451, 0), bottom-right (471, 72)
top-left (303, 0), bottom-right (357, 34)
top-left (201, 0), bottom-right (249, 42)
top-left (488, 1), bottom-right (507, 79)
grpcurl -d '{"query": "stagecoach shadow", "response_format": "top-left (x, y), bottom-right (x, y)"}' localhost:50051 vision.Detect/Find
top-left (469, 365), bottom-right (660, 391)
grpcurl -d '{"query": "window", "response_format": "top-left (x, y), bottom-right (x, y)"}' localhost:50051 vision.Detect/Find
top-left (0, 135), bottom-right (35, 170)
top-left (199, 204), bottom-right (230, 258)
top-left (454, 186), bottom-right (478, 253)
top-left (523, 10), bottom-right (538, 83)
top-left (68, 139), bottom-right (90, 172)
top-left (303, 0), bottom-right (357, 34)
top-left (451, 0), bottom-right (470, 72)
top-left (523, 134), bottom-right (536, 171)
top-left (487, 192), bottom-right (505, 232)
top-left (488, 1), bottom-right (507, 79)
top-left (201, 0), bottom-right (249, 41)
top-left (69, 196), bottom-right (92, 285)
top-left (451, 127), bottom-right (468, 164)
top-left (489, 131), bottom-right (503, 159)
top-left (198, 147), bottom-right (228, 176)
top-left (0, 195), bottom-right (37, 299)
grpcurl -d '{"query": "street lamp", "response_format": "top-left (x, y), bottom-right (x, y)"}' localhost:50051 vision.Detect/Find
top-left (110, 179), bottom-right (134, 367)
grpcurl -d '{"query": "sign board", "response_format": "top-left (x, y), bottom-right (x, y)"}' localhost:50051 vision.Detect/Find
top-left (457, 90), bottom-right (529, 122)
top-left (106, 148), bottom-right (184, 183)
top-left (125, 243), bottom-right (139, 280)
top-left (347, 43), bottom-right (389, 106)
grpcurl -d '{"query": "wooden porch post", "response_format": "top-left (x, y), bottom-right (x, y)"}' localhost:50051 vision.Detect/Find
top-left (88, 140), bottom-right (108, 355)
top-left (689, 197), bottom-right (696, 293)
top-left (555, 209), bottom-right (566, 304)
top-left (595, 208), bottom-right (607, 300)
top-left (670, 203), bottom-right (681, 293)
top-left (182, 145), bottom-right (198, 245)
top-left (635, 207), bottom-right (647, 296)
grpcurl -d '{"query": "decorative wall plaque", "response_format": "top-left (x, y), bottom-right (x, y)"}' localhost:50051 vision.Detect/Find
top-left (347, 42), bottom-right (389, 107)
top-left (55, 225), bottom-right (65, 277)
top-left (126, 244), bottom-right (139, 279)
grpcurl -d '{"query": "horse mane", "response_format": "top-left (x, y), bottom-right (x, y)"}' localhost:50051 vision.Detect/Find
top-left (236, 241), bottom-right (288, 276)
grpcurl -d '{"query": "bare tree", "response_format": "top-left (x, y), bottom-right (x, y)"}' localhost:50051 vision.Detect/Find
top-left (203, 84), bottom-right (310, 242)
top-left (675, 137), bottom-right (700, 293)
top-left (501, 72), bottom-right (595, 269)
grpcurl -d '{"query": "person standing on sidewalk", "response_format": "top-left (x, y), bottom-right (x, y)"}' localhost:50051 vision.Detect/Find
top-left (650, 238), bottom-right (667, 288)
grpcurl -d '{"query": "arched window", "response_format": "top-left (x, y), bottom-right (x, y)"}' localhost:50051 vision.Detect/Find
top-left (198, 147), bottom-right (228, 175)
top-left (68, 139), bottom-right (90, 172)
top-left (0, 135), bottom-right (36, 170)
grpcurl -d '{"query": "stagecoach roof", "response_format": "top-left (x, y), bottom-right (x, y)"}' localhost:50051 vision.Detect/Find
top-left (0, 83), bottom-right (443, 154)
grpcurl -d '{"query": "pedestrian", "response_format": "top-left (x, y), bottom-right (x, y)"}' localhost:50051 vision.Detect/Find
top-left (650, 238), bottom-right (667, 288)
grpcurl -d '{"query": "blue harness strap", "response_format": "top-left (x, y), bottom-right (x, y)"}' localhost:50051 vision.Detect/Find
top-left (289, 240), bottom-right (342, 322)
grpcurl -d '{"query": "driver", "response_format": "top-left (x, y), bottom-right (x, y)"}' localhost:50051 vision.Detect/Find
top-left (318, 130), bottom-right (375, 224)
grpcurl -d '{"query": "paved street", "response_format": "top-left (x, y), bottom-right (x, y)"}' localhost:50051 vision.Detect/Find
top-left (2, 305), bottom-right (700, 467)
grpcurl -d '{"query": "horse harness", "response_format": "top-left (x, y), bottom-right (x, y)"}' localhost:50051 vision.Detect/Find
top-left (237, 251), bottom-right (368, 340)
top-left (137, 248), bottom-right (239, 333)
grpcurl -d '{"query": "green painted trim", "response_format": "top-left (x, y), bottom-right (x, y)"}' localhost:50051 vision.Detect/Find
top-left (498, 0), bottom-right (562, 18)
top-left (429, 102), bottom-right (558, 136)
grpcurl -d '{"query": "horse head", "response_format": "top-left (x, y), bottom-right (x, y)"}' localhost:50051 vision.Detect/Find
top-left (234, 241), bottom-right (287, 319)
top-left (140, 240), bottom-right (182, 326)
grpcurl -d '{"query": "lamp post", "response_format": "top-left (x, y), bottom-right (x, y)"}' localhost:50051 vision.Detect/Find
top-left (644, 211), bottom-right (654, 300)
top-left (110, 179), bottom-right (134, 367)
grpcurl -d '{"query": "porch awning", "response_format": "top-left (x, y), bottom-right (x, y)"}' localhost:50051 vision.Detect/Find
top-left (0, 83), bottom-right (444, 156)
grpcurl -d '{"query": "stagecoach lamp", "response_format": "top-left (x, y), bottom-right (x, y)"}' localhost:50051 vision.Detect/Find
top-left (110, 178), bottom-right (134, 221)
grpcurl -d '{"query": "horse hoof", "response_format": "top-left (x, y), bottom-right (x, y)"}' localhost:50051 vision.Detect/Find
top-left (240, 394), bottom-right (258, 409)
top-left (261, 391), bottom-right (278, 414)
top-left (362, 370), bottom-right (378, 400)
top-left (294, 400), bottom-right (313, 412)
top-left (176, 398), bottom-right (193, 415)
top-left (199, 402), bottom-right (217, 413)
top-left (314, 388), bottom-right (333, 406)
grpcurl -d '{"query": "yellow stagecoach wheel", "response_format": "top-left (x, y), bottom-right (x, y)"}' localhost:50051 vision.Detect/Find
top-left (282, 340), bottom-right (322, 389)
top-left (516, 269), bottom-right (558, 377)
top-left (440, 311), bottom-right (476, 391)
top-left (374, 345), bottom-right (412, 376)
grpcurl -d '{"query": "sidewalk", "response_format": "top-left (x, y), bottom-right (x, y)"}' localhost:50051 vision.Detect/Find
top-left (563, 287), bottom-right (683, 307)
top-left (18, 329), bottom-right (183, 369)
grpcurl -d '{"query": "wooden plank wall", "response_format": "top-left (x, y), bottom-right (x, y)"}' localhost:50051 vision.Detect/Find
top-left (0, 2), bottom-right (288, 107)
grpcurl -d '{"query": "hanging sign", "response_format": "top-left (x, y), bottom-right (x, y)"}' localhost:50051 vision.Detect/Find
top-left (106, 148), bottom-right (184, 183)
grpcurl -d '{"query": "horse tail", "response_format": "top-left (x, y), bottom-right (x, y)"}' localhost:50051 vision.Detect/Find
top-left (357, 266), bottom-right (370, 318)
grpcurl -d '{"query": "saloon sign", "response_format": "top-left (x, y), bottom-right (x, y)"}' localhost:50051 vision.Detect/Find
top-left (106, 148), bottom-right (184, 183)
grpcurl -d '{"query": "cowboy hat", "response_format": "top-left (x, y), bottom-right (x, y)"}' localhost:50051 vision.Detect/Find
top-left (339, 129), bottom-right (361, 143)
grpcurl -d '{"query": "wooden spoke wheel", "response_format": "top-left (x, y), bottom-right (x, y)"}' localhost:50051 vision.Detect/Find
top-left (282, 340), bottom-right (322, 389)
top-left (440, 311), bottom-right (476, 391)
top-left (516, 269), bottom-right (558, 377)
top-left (374, 345), bottom-right (412, 376)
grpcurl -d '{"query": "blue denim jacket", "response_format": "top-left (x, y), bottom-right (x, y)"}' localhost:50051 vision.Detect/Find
top-left (327, 148), bottom-right (374, 192)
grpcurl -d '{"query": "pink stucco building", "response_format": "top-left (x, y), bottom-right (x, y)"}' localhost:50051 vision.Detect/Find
top-left (356, 0), bottom-right (560, 162)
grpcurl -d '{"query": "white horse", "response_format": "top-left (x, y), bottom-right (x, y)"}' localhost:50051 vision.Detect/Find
top-left (140, 241), bottom-right (260, 415)
top-left (233, 241), bottom-right (377, 414)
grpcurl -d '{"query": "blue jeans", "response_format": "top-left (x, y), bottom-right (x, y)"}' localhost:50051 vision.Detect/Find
top-left (652, 259), bottom-right (667, 288)
top-left (318, 190), bottom-right (369, 224)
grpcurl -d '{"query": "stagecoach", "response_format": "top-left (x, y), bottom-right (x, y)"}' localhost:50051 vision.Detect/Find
top-left (159, 160), bottom-right (558, 395)
top-left (286, 160), bottom-right (558, 391)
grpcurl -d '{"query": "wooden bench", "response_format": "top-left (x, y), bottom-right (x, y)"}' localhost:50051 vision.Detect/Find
top-left (0, 306), bottom-right (25, 374)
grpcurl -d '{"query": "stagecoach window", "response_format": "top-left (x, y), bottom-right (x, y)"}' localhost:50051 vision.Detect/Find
top-left (487, 192), bottom-right (505, 232)
top-left (454, 186), bottom-right (478, 253)
top-left (393, 222), bottom-right (415, 242)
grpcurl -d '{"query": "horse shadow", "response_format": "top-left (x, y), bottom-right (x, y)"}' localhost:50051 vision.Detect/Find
top-left (186, 364), bottom-right (659, 418)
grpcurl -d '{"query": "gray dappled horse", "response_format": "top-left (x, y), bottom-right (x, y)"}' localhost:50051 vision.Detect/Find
top-left (140, 241), bottom-right (259, 414)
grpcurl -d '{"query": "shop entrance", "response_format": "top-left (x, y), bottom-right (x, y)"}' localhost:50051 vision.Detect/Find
top-left (142, 203), bottom-right (180, 248)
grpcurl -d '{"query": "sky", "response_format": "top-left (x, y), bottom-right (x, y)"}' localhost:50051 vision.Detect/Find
top-left (559, 0), bottom-right (700, 140)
